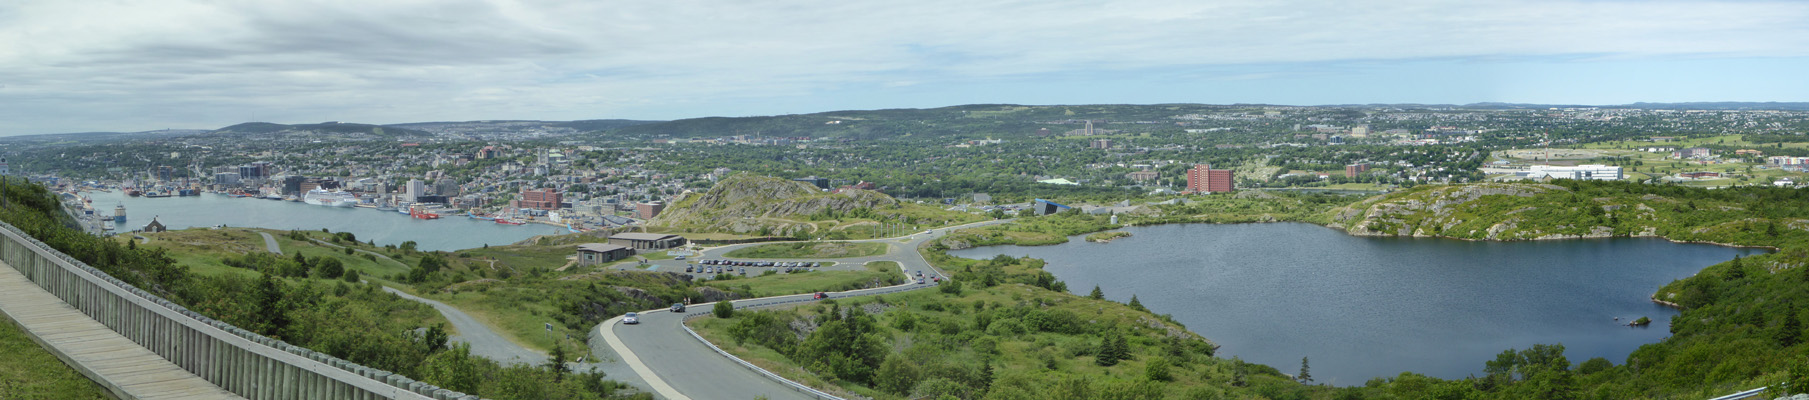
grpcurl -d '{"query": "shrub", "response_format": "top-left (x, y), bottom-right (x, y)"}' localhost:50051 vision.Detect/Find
top-left (713, 301), bottom-right (735, 319)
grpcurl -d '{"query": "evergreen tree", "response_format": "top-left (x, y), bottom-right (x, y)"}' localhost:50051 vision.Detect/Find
top-left (1128, 295), bottom-right (1146, 312)
top-left (1095, 331), bottom-right (1122, 367)
top-left (547, 345), bottom-right (570, 381)
top-left (1727, 255), bottom-right (1745, 281)
top-left (1298, 356), bottom-right (1313, 383)
top-left (1089, 285), bottom-right (1104, 300)
top-left (1779, 307), bottom-right (1802, 348)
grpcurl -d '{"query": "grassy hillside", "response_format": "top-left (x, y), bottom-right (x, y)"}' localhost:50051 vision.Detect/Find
top-left (1329, 180), bottom-right (1809, 246)
top-left (651, 174), bottom-right (987, 239)
top-left (0, 320), bottom-right (110, 400)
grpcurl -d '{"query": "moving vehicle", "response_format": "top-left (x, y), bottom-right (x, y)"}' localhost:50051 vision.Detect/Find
top-left (670, 303), bottom-right (686, 312)
top-left (623, 312), bottom-right (639, 325)
top-left (812, 292), bottom-right (828, 300)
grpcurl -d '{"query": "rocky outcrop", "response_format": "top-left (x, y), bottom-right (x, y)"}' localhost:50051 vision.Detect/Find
top-left (612, 286), bottom-right (664, 304)
top-left (690, 286), bottom-right (744, 303)
top-left (1337, 183), bottom-right (1570, 240)
top-left (649, 174), bottom-right (901, 234)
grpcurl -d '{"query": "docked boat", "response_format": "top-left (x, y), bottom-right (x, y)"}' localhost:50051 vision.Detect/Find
top-left (302, 189), bottom-right (359, 207)
top-left (495, 219), bottom-right (525, 225)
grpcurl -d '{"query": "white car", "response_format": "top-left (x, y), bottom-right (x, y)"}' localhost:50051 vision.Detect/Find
top-left (623, 312), bottom-right (639, 325)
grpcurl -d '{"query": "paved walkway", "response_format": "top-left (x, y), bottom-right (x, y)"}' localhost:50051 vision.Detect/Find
top-left (257, 231), bottom-right (281, 254)
top-left (0, 262), bottom-right (243, 400)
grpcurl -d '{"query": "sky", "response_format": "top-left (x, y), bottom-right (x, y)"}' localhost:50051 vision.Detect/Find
top-left (2, 0), bottom-right (1807, 136)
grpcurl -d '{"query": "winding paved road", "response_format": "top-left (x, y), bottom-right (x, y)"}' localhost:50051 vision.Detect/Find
top-left (595, 219), bottom-right (1013, 400)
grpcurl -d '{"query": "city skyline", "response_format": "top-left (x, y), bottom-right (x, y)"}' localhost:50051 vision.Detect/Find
top-left (2, 0), bottom-right (1807, 136)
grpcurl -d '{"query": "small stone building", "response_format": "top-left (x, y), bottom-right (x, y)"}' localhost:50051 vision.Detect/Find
top-left (142, 216), bottom-right (167, 233)
top-left (575, 243), bottom-right (633, 266)
top-left (607, 233), bottom-right (688, 251)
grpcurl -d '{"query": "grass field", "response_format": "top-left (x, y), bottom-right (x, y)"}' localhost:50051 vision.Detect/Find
top-left (707, 261), bottom-right (901, 297)
top-left (0, 320), bottom-right (110, 400)
top-left (724, 242), bottom-right (889, 259)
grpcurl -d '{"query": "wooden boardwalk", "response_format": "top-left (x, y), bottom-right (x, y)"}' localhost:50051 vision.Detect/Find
top-left (0, 262), bottom-right (243, 400)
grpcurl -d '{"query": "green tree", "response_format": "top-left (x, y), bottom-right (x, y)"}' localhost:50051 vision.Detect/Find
top-left (342, 269), bottom-right (361, 283)
top-left (714, 301), bottom-right (735, 319)
top-left (797, 307), bottom-right (887, 384)
top-left (1096, 330), bottom-right (1124, 367)
top-left (1127, 295), bottom-right (1146, 312)
top-left (874, 355), bottom-right (922, 395)
top-left (314, 257), bottom-right (345, 279)
top-left (418, 254), bottom-right (445, 274)
top-left (546, 345), bottom-right (570, 381)
top-left (1299, 356), bottom-right (1313, 383)
top-left (421, 324), bottom-right (450, 354)
top-left (255, 272), bottom-right (290, 337)
top-left (1089, 285), bottom-right (1104, 300)
top-left (939, 280), bottom-right (963, 295)
top-left (420, 343), bottom-right (481, 394)
top-left (1145, 356), bottom-right (1173, 382)
top-left (1778, 307), bottom-right (1802, 348)
top-left (400, 241), bottom-right (418, 252)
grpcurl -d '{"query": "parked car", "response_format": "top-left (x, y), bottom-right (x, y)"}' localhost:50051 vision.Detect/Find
top-left (670, 303), bottom-right (685, 312)
top-left (623, 312), bottom-right (639, 324)
top-left (932, 277), bottom-right (942, 283)
top-left (916, 278), bottom-right (926, 284)
top-left (674, 256), bottom-right (686, 261)
top-left (685, 266), bottom-right (694, 272)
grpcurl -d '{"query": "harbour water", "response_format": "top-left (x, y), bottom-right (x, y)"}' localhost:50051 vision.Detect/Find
top-left (948, 222), bottom-right (1760, 384)
top-left (85, 192), bottom-right (566, 252)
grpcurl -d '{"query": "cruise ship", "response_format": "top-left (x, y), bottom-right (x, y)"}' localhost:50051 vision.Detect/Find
top-left (301, 189), bottom-right (359, 207)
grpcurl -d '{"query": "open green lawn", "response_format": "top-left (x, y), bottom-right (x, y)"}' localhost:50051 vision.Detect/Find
top-left (725, 242), bottom-right (889, 259)
top-left (449, 244), bottom-right (576, 274)
top-left (418, 286), bottom-right (588, 357)
top-left (707, 261), bottom-right (900, 297)
top-left (0, 320), bottom-right (111, 400)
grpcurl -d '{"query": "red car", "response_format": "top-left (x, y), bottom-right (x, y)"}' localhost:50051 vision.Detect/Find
top-left (812, 292), bottom-right (828, 300)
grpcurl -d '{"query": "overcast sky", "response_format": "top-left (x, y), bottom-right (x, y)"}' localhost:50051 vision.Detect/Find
top-left (2, 0), bottom-right (1807, 136)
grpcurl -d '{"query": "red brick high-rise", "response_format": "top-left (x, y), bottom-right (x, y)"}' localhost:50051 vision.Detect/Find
top-left (518, 188), bottom-right (561, 210)
top-left (1186, 164), bottom-right (1234, 193)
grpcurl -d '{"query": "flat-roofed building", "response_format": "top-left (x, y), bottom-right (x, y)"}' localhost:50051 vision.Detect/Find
top-left (1522, 165), bottom-right (1623, 181)
top-left (576, 243), bottom-right (633, 265)
top-left (608, 232), bottom-right (687, 250)
top-left (1185, 164), bottom-right (1234, 193)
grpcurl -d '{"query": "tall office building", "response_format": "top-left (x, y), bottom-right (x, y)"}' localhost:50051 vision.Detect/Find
top-left (406, 179), bottom-right (425, 202)
top-left (1185, 164), bottom-right (1235, 193)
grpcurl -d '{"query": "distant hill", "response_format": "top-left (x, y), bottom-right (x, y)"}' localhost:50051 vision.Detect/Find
top-left (207, 122), bottom-right (431, 138)
top-left (1318, 101), bottom-right (1809, 111)
top-left (0, 129), bottom-right (208, 144)
top-left (385, 119), bottom-right (660, 138)
top-left (596, 104), bottom-right (1251, 139)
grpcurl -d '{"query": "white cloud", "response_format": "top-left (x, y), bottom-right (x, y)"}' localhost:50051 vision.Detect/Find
top-left (0, 0), bottom-right (1805, 134)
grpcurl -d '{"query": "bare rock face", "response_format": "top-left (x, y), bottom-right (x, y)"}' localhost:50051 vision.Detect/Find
top-left (690, 286), bottom-right (743, 303)
top-left (611, 286), bottom-right (664, 304)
